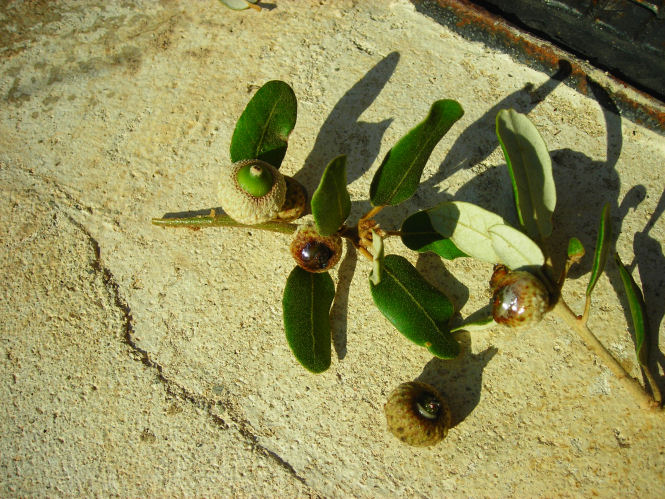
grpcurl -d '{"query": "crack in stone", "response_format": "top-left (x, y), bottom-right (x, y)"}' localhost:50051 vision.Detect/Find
top-left (63, 211), bottom-right (311, 489)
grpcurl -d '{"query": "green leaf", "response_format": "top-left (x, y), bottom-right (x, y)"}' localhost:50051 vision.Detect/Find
top-left (282, 266), bottom-right (335, 373)
top-left (369, 229), bottom-right (384, 286)
top-left (230, 80), bottom-right (297, 168)
top-left (400, 210), bottom-right (467, 260)
top-left (615, 253), bottom-right (661, 403)
top-left (488, 224), bottom-right (545, 270)
top-left (428, 201), bottom-right (507, 263)
top-left (615, 253), bottom-right (648, 367)
top-left (311, 155), bottom-right (351, 236)
top-left (567, 237), bottom-right (585, 260)
top-left (369, 100), bottom-right (464, 206)
top-left (369, 255), bottom-right (459, 358)
top-left (586, 203), bottom-right (611, 297)
top-left (218, 0), bottom-right (258, 10)
top-left (496, 109), bottom-right (556, 240)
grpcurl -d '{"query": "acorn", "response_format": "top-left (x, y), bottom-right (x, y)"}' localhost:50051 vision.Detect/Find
top-left (290, 224), bottom-right (342, 273)
top-left (219, 159), bottom-right (287, 225)
top-left (384, 381), bottom-right (451, 447)
top-left (275, 175), bottom-right (307, 223)
top-left (490, 264), bottom-right (550, 328)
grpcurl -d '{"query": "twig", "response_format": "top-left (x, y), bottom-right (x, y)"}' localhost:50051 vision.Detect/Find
top-left (152, 212), bottom-right (298, 235)
top-left (552, 300), bottom-right (659, 410)
top-left (580, 295), bottom-right (592, 325)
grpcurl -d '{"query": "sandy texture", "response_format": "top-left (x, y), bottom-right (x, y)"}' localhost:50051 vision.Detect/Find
top-left (1, 0), bottom-right (664, 496)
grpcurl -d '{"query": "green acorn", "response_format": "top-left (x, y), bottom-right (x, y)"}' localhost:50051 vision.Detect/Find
top-left (219, 159), bottom-right (287, 225)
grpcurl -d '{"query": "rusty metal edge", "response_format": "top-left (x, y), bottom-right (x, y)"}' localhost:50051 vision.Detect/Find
top-left (413, 0), bottom-right (665, 135)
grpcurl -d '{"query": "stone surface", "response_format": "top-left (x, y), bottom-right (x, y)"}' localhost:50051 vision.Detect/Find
top-left (1, 0), bottom-right (664, 496)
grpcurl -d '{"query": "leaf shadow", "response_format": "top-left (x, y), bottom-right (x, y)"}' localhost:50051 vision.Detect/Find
top-left (301, 52), bottom-right (401, 359)
top-left (416, 333), bottom-right (497, 427)
top-left (415, 252), bottom-right (469, 315)
top-left (417, 59), bottom-right (572, 199)
top-left (413, 71), bottom-right (665, 400)
top-left (546, 79), bottom-right (664, 397)
top-left (388, 60), bottom-right (572, 227)
top-left (294, 51), bottom-right (400, 193)
top-left (330, 240), bottom-right (358, 361)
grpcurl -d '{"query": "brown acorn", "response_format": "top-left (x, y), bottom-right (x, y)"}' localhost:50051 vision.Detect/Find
top-left (490, 264), bottom-right (550, 328)
top-left (384, 381), bottom-right (451, 447)
top-left (290, 224), bottom-right (342, 273)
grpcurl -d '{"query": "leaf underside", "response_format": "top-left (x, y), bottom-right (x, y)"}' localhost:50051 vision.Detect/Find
top-left (283, 266), bottom-right (335, 373)
top-left (219, 0), bottom-right (258, 10)
top-left (450, 316), bottom-right (497, 333)
top-left (488, 224), bottom-right (545, 270)
top-left (427, 201), bottom-right (543, 269)
top-left (230, 80), bottom-right (297, 168)
top-left (496, 109), bottom-right (556, 241)
top-left (428, 201), bottom-right (506, 264)
top-left (311, 155), bottom-right (351, 236)
top-left (369, 255), bottom-right (459, 358)
top-left (370, 99), bottom-right (464, 207)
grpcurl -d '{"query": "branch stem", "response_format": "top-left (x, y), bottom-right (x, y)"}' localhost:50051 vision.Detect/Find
top-left (581, 295), bottom-right (592, 324)
top-left (152, 212), bottom-right (298, 235)
top-left (552, 299), bottom-right (658, 409)
top-left (643, 365), bottom-right (663, 404)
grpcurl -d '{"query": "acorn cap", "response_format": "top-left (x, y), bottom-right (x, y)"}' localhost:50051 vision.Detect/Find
top-left (219, 159), bottom-right (287, 225)
top-left (384, 381), bottom-right (451, 447)
top-left (290, 224), bottom-right (342, 273)
top-left (275, 175), bottom-right (307, 223)
top-left (491, 267), bottom-right (550, 328)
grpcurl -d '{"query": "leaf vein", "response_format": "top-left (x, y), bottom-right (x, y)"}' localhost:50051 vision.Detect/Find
top-left (383, 265), bottom-right (442, 336)
top-left (383, 133), bottom-right (437, 204)
top-left (254, 94), bottom-right (285, 158)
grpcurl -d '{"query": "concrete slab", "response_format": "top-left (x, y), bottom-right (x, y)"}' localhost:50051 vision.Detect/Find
top-left (1, 0), bottom-right (664, 496)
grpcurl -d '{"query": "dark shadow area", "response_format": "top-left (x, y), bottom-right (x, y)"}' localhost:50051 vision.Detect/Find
top-left (397, 68), bottom-right (662, 404)
top-left (416, 332), bottom-right (497, 427)
top-left (415, 252), bottom-right (469, 314)
top-left (255, 2), bottom-right (277, 11)
top-left (294, 51), bottom-right (400, 193)
top-left (330, 240), bottom-right (358, 361)
top-left (428, 60), bottom-right (571, 185)
top-left (461, 0), bottom-right (665, 101)
top-left (159, 207), bottom-right (219, 219)
top-left (389, 60), bottom-right (572, 229)
top-left (309, 53), bottom-right (402, 359)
